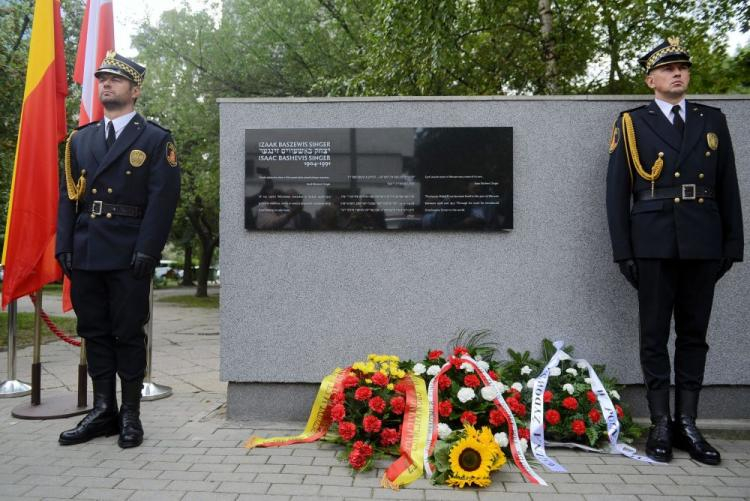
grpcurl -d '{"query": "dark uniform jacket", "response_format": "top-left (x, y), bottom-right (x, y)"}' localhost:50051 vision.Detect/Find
top-left (56, 113), bottom-right (181, 270)
top-left (606, 101), bottom-right (743, 262)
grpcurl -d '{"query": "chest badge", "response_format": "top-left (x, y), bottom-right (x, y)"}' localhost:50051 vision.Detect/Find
top-left (129, 150), bottom-right (147, 167)
top-left (706, 133), bottom-right (718, 151)
top-left (166, 142), bottom-right (178, 167)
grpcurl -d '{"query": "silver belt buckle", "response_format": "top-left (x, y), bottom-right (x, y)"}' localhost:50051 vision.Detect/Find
top-left (681, 184), bottom-right (696, 200)
top-left (91, 200), bottom-right (103, 215)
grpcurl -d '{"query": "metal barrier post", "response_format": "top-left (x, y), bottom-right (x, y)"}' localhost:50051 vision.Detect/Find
top-left (30, 289), bottom-right (42, 405)
top-left (141, 280), bottom-right (171, 400)
top-left (0, 300), bottom-right (31, 398)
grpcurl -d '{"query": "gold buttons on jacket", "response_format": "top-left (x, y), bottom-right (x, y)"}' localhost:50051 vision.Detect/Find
top-left (81, 169), bottom-right (87, 175)
top-left (106, 213), bottom-right (112, 218)
top-left (699, 173), bottom-right (705, 179)
top-left (698, 198), bottom-right (704, 204)
top-left (674, 197), bottom-right (681, 203)
top-left (674, 172), bottom-right (681, 178)
top-left (107, 188), bottom-right (113, 194)
top-left (705, 151), bottom-right (711, 157)
top-left (91, 188), bottom-right (97, 194)
top-left (126, 170), bottom-right (132, 175)
top-left (90, 214), bottom-right (96, 219)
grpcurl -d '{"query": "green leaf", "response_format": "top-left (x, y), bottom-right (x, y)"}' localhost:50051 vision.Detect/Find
top-left (432, 440), bottom-right (452, 472)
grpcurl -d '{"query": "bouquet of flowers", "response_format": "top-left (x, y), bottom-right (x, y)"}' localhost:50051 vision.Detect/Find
top-left (500, 339), bottom-right (642, 447)
top-left (430, 423), bottom-right (506, 487)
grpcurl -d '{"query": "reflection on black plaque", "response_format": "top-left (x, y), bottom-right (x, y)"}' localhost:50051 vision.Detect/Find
top-left (244, 128), bottom-right (512, 231)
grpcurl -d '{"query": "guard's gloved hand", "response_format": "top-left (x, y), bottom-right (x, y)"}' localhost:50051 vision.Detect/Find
top-left (56, 252), bottom-right (73, 278)
top-left (716, 258), bottom-right (734, 282)
top-left (131, 252), bottom-right (157, 280)
top-left (618, 259), bottom-right (639, 290)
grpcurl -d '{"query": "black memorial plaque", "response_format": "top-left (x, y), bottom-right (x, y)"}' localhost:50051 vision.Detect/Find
top-left (245, 128), bottom-right (512, 231)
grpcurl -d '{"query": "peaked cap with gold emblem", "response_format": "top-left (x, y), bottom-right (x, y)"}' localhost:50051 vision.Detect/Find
top-left (95, 51), bottom-right (146, 86)
top-left (638, 37), bottom-right (692, 73)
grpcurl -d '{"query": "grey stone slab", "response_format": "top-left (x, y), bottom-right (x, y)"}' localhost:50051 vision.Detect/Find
top-left (236, 496), bottom-right (290, 501)
top-left (75, 487), bottom-right (133, 500)
top-left (158, 470), bottom-right (210, 481)
top-left (114, 478), bottom-right (170, 490)
top-left (606, 484), bottom-right (662, 495)
top-left (267, 484), bottom-right (320, 496)
top-left (422, 489), bottom-right (479, 500)
top-left (215, 481), bottom-right (270, 494)
top-left (165, 479), bottom-right (220, 491)
top-left (707, 486), bottom-right (750, 497)
top-left (64, 476), bottom-right (121, 489)
top-left (656, 484), bottom-right (714, 496)
top-left (183, 493), bottom-right (240, 501)
top-left (530, 495), bottom-right (585, 501)
top-left (127, 491), bottom-right (186, 501)
top-left (320, 486), bottom-right (371, 498)
top-left (303, 474), bottom-right (353, 486)
top-left (23, 485), bottom-right (83, 498)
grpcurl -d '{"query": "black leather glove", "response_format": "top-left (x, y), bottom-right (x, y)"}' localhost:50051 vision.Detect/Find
top-left (56, 252), bottom-right (73, 278)
top-left (131, 252), bottom-right (157, 280)
top-left (618, 259), bottom-right (639, 289)
top-left (716, 258), bottom-right (734, 282)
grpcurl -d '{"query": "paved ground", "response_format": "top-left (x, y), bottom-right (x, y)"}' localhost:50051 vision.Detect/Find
top-left (1, 288), bottom-right (749, 500)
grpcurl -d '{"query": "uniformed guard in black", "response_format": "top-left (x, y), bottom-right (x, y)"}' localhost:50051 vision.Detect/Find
top-left (606, 38), bottom-right (743, 465)
top-left (56, 51), bottom-right (180, 448)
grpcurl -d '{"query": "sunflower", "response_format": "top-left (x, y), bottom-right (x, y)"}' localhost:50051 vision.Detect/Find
top-left (446, 425), bottom-right (501, 488)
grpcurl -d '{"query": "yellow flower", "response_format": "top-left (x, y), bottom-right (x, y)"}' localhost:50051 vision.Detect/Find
top-left (446, 424), bottom-right (504, 488)
top-left (387, 383), bottom-right (394, 390)
top-left (365, 378), bottom-right (372, 384)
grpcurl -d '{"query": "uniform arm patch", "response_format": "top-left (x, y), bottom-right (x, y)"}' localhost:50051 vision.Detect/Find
top-left (166, 142), bottom-right (178, 167)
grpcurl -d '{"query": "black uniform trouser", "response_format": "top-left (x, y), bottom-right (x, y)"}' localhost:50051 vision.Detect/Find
top-left (636, 259), bottom-right (721, 393)
top-left (71, 269), bottom-right (150, 382)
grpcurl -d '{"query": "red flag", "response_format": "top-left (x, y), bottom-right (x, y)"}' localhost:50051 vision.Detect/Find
top-left (2, 0), bottom-right (68, 308)
top-left (75, 0), bottom-right (115, 125)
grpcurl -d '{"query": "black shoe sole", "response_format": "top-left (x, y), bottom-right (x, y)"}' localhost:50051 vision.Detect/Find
top-left (58, 426), bottom-right (120, 446)
top-left (673, 443), bottom-right (721, 465)
top-left (118, 437), bottom-right (143, 448)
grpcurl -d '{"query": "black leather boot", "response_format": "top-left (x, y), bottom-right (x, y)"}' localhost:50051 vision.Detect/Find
top-left (118, 380), bottom-right (144, 448)
top-left (645, 389), bottom-right (672, 462)
top-left (59, 377), bottom-right (119, 445)
top-left (673, 390), bottom-right (720, 465)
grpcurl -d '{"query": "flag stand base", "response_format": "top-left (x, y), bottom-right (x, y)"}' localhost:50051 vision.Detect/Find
top-left (0, 380), bottom-right (32, 398)
top-left (142, 382), bottom-right (171, 401)
top-left (11, 393), bottom-right (92, 420)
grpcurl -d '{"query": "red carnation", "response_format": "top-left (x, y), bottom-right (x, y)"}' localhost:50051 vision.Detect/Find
top-left (428, 350), bottom-right (444, 360)
top-left (460, 411), bottom-right (477, 425)
top-left (438, 400), bottom-right (453, 417)
top-left (354, 386), bottom-right (372, 401)
top-left (587, 390), bottom-right (597, 403)
top-left (363, 415), bottom-right (382, 433)
top-left (330, 403), bottom-right (346, 422)
top-left (489, 408), bottom-right (506, 426)
top-left (331, 391), bottom-right (345, 404)
top-left (353, 440), bottom-right (373, 457)
top-left (588, 409), bottom-right (602, 423)
top-left (379, 427), bottom-right (400, 446)
top-left (545, 409), bottom-right (561, 425)
top-left (571, 419), bottom-right (586, 436)
top-left (342, 375), bottom-right (360, 389)
top-left (463, 374), bottom-right (481, 388)
top-left (488, 370), bottom-right (498, 380)
top-left (518, 427), bottom-right (530, 440)
top-left (615, 404), bottom-right (624, 418)
top-left (394, 381), bottom-right (409, 394)
top-left (390, 396), bottom-right (405, 415)
top-left (338, 421), bottom-right (356, 441)
top-left (449, 357), bottom-right (464, 369)
top-left (348, 449), bottom-right (367, 469)
top-left (515, 402), bottom-right (527, 417)
top-left (368, 396), bottom-right (386, 414)
top-left (371, 372), bottom-right (389, 387)
top-left (438, 375), bottom-right (452, 391)
top-left (453, 346), bottom-right (468, 357)
top-left (543, 390), bottom-right (553, 403)
top-left (562, 396), bottom-right (579, 411)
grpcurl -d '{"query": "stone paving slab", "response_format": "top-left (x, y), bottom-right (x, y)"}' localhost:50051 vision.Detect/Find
top-left (1, 294), bottom-right (749, 500)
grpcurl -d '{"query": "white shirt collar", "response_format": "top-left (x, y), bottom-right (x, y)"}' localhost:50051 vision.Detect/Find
top-left (103, 111), bottom-right (137, 140)
top-left (654, 98), bottom-right (686, 124)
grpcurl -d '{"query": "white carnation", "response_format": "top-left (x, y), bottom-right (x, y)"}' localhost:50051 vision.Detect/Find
top-left (584, 378), bottom-right (592, 385)
top-left (477, 360), bottom-right (490, 371)
top-left (460, 362), bottom-right (475, 373)
top-left (494, 432), bottom-right (508, 448)
top-left (426, 364), bottom-right (441, 376)
top-left (519, 438), bottom-right (529, 453)
top-left (565, 368), bottom-right (578, 377)
top-left (526, 378), bottom-right (537, 389)
top-left (610, 390), bottom-right (621, 400)
top-left (577, 361), bottom-right (588, 370)
top-left (520, 365), bottom-right (532, 375)
top-left (457, 387), bottom-right (476, 403)
top-left (549, 367), bottom-right (561, 377)
top-left (480, 385), bottom-right (498, 401)
top-left (437, 423), bottom-right (452, 439)
top-left (511, 382), bottom-right (523, 392)
top-left (412, 363), bottom-right (426, 375)
top-left (494, 382), bottom-right (507, 393)
top-left (563, 383), bottom-right (575, 395)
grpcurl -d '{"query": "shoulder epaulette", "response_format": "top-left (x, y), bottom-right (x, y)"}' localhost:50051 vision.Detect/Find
top-left (147, 120), bottom-right (171, 133)
top-left (690, 102), bottom-right (722, 112)
top-left (74, 121), bottom-right (98, 131)
top-left (619, 104), bottom-right (647, 116)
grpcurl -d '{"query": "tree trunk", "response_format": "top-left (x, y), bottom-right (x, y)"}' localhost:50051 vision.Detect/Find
top-left (195, 239), bottom-right (217, 298)
top-left (180, 243), bottom-right (194, 286)
top-left (538, 0), bottom-right (558, 94)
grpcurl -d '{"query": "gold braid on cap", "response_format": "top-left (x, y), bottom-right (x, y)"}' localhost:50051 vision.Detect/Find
top-left (622, 112), bottom-right (663, 194)
top-left (101, 51), bottom-right (143, 85)
top-left (64, 130), bottom-right (86, 205)
top-left (646, 44), bottom-right (690, 71)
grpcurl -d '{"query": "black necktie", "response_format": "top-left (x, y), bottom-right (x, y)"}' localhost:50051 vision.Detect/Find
top-left (672, 105), bottom-right (684, 136)
top-left (106, 121), bottom-right (116, 150)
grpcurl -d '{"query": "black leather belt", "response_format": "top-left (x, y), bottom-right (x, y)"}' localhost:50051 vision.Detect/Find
top-left (82, 200), bottom-right (144, 218)
top-left (634, 184), bottom-right (714, 202)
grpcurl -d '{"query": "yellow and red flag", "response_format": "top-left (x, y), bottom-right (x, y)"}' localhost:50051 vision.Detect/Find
top-left (1, 0), bottom-right (68, 309)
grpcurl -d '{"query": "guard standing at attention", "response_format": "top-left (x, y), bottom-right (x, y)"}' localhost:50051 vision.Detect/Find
top-left (56, 52), bottom-right (181, 448)
top-left (606, 38), bottom-right (743, 464)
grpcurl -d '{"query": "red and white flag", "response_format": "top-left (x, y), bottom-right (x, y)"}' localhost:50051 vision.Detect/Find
top-left (74, 0), bottom-right (114, 125)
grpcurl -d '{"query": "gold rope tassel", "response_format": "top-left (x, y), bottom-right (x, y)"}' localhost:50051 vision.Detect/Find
top-left (622, 112), bottom-right (664, 196)
top-left (64, 130), bottom-right (86, 209)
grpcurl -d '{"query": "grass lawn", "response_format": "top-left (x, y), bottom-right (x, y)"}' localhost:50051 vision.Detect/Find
top-left (0, 312), bottom-right (78, 351)
top-left (157, 294), bottom-right (219, 308)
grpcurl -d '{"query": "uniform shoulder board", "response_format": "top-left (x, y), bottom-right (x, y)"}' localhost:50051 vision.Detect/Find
top-left (619, 104), bottom-right (647, 116)
top-left (690, 102), bottom-right (722, 112)
top-left (147, 120), bottom-right (172, 133)
top-left (74, 120), bottom-right (98, 131)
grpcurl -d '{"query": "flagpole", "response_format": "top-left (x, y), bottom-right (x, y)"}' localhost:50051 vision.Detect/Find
top-left (78, 340), bottom-right (88, 407)
top-left (31, 289), bottom-right (43, 405)
top-left (0, 300), bottom-right (31, 397)
top-left (142, 280), bottom-right (171, 400)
